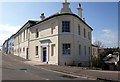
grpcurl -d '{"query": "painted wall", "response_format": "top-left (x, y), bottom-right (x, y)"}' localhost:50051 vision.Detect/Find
top-left (58, 15), bottom-right (92, 66)
top-left (7, 34), bottom-right (15, 55)
top-left (29, 17), bottom-right (59, 65)
top-left (14, 28), bottom-right (29, 59)
top-left (91, 45), bottom-right (98, 58)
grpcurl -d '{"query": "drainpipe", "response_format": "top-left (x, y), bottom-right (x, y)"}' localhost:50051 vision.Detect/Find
top-left (18, 35), bottom-right (20, 57)
top-left (28, 28), bottom-right (30, 60)
top-left (47, 44), bottom-right (50, 64)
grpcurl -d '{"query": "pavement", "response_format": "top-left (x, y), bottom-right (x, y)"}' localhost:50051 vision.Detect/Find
top-left (24, 58), bottom-right (119, 81)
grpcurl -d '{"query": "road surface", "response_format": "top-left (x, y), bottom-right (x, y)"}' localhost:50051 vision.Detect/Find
top-left (2, 51), bottom-right (89, 80)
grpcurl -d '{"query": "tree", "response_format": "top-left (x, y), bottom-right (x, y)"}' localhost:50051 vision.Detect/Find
top-left (94, 40), bottom-right (104, 49)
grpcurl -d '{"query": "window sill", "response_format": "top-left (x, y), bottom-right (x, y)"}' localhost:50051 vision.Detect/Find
top-left (62, 54), bottom-right (70, 56)
top-left (35, 55), bottom-right (39, 58)
top-left (62, 32), bottom-right (70, 33)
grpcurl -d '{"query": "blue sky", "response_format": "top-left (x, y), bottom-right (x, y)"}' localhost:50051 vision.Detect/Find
top-left (0, 2), bottom-right (118, 48)
top-left (118, 2), bottom-right (120, 47)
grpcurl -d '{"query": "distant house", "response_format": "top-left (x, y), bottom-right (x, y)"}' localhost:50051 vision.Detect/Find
top-left (13, 1), bottom-right (93, 66)
top-left (2, 40), bottom-right (8, 54)
top-left (7, 34), bottom-right (15, 55)
top-left (91, 44), bottom-right (98, 58)
top-left (14, 20), bottom-right (38, 59)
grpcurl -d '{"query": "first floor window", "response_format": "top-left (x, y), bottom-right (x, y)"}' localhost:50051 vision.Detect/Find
top-left (93, 48), bottom-right (95, 55)
top-left (35, 46), bottom-right (38, 56)
top-left (36, 29), bottom-right (39, 38)
top-left (24, 30), bottom-right (25, 40)
top-left (88, 32), bottom-right (91, 40)
top-left (79, 45), bottom-right (81, 55)
top-left (51, 22), bottom-right (55, 34)
top-left (78, 24), bottom-right (81, 35)
top-left (62, 21), bottom-right (70, 32)
top-left (62, 43), bottom-right (71, 55)
top-left (84, 28), bottom-right (86, 38)
top-left (84, 46), bottom-right (86, 55)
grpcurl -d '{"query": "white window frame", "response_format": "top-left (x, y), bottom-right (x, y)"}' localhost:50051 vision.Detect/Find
top-left (62, 21), bottom-right (70, 32)
top-left (62, 43), bottom-right (71, 55)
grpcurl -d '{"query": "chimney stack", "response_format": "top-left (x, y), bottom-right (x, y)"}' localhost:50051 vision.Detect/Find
top-left (40, 13), bottom-right (45, 20)
top-left (60, 0), bottom-right (72, 13)
top-left (77, 3), bottom-right (82, 18)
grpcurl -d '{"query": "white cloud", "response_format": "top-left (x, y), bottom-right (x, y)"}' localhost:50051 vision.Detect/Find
top-left (0, 24), bottom-right (21, 46)
top-left (93, 29), bottom-right (118, 48)
top-left (102, 29), bottom-right (111, 34)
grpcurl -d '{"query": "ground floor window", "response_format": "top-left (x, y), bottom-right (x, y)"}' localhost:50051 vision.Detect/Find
top-left (35, 46), bottom-right (38, 56)
top-left (23, 47), bottom-right (25, 52)
top-left (62, 43), bottom-right (71, 55)
top-left (51, 44), bottom-right (55, 56)
top-left (89, 47), bottom-right (91, 55)
top-left (20, 48), bottom-right (21, 53)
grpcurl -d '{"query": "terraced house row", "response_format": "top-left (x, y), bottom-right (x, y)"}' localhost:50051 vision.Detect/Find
top-left (2, 1), bottom-right (98, 66)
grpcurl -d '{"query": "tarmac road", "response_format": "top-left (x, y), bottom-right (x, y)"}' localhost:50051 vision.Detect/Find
top-left (1, 51), bottom-right (90, 80)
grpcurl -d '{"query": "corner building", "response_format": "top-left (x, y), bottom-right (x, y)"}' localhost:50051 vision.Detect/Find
top-left (14, 1), bottom-right (93, 66)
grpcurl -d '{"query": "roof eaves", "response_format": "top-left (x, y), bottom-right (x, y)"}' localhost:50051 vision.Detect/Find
top-left (29, 13), bottom-right (93, 31)
top-left (15, 20), bottom-right (39, 36)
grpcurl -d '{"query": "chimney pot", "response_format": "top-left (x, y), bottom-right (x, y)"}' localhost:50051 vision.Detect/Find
top-left (40, 13), bottom-right (45, 20)
top-left (83, 18), bottom-right (86, 21)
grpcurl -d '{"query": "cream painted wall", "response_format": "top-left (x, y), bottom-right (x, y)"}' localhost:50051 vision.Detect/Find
top-left (14, 28), bottom-right (29, 59)
top-left (58, 15), bottom-right (92, 66)
top-left (19, 41), bottom-right (28, 59)
top-left (92, 45), bottom-right (98, 58)
top-left (14, 35), bottom-right (19, 56)
top-left (29, 17), bottom-right (59, 65)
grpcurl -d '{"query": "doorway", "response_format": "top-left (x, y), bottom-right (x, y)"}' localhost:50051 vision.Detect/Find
top-left (43, 47), bottom-right (47, 62)
top-left (26, 48), bottom-right (28, 59)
